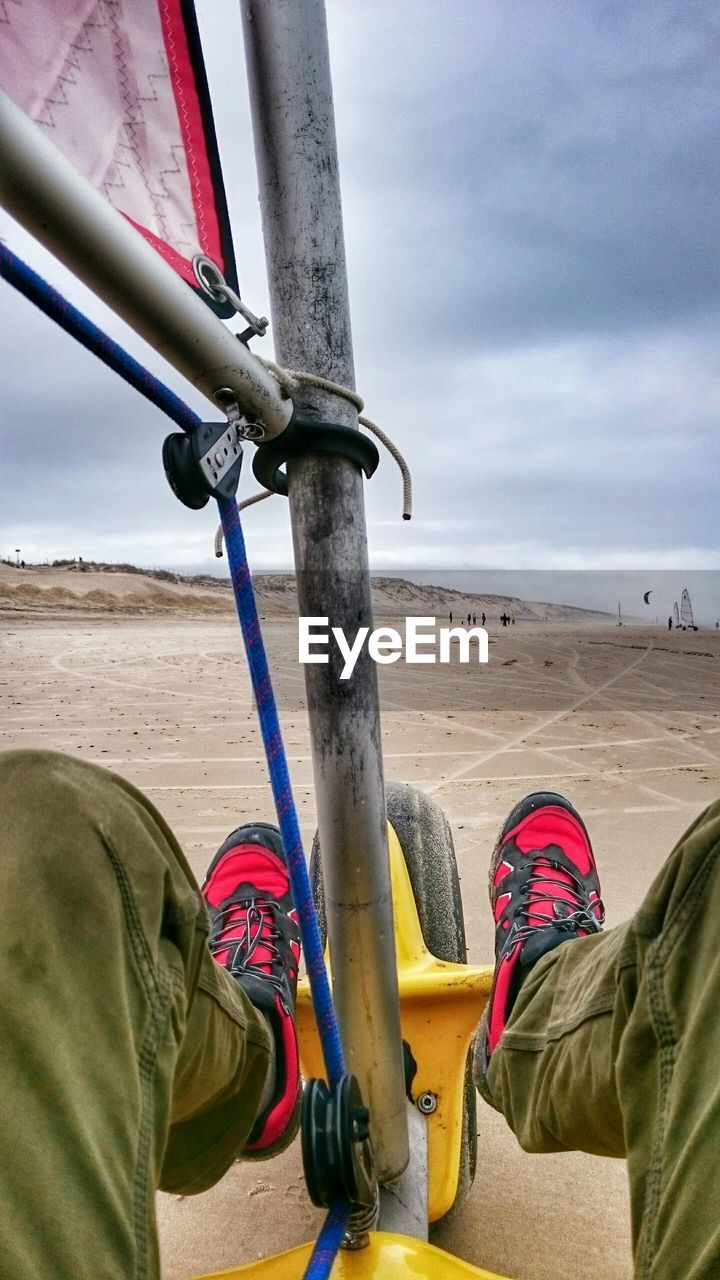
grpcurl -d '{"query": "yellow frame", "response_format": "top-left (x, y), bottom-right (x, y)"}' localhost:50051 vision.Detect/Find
top-left (296, 823), bottom-right (493, 1221)
top-left (193, 823), bottom-right (511, 1280)
top-left (195, 1233), bottom-right (508, 1278)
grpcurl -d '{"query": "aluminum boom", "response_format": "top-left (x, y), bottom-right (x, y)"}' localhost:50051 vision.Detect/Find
top-left (0, 89), bottom-right (291, 438)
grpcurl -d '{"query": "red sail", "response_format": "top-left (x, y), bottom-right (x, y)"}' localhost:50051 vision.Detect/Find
top-left (1, 0), bottom-right (238, 316)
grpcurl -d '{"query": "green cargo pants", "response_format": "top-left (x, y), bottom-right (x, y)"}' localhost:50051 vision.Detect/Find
top-left (3, 747), bottom-right (719, 1280)
top-left (475, 797), bottom-right (720, 1280)
top-left (0, 750), bottom-right (273, 1280)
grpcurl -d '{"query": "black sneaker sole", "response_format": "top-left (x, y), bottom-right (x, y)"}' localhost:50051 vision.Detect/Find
top-left (243, 1084), bottom-right (303, 1163)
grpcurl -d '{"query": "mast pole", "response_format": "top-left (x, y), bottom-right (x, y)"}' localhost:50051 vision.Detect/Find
top-left (241, 0), bottom-right (409, 1182)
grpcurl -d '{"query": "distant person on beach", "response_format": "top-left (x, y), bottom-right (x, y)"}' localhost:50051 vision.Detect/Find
top-left (481, 612), bottom-right (486, 627)
top-left (668, 616), bottom-right (673, 631)
top-left (1, 752), bottom-right (720, 1279)
top-left (449, 611), bottom-right (453, 623)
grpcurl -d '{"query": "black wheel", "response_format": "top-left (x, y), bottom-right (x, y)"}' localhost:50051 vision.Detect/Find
top-left (309, 782), bottom-right (477, 1223)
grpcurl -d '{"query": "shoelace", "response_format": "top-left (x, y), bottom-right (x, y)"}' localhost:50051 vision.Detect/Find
top-left (513, 857), bottom-right (604, 942)
top-left (209, 898), bottom-right (293, 1007)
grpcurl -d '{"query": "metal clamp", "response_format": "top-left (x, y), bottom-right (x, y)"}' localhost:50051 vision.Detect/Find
top-left (192, 253), bottom-right (269, 341)
top-left (252, 412), bottom-right (379, 496)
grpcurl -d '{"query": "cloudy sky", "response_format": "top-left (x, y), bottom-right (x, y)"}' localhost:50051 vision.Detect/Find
top-left (1, 0), bottom-right (718, 582)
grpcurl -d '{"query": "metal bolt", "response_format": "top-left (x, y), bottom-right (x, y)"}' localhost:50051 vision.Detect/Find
top-left (351, 1105), bottom-right (370, 1142)
top-left (417, 1091), bottom-right (437, 1115)
top-left (214, 386), bottom-right (235, 406)
top-left (214, 451), bottom-right (223, 466)
top-left (240, 421), bottom-right (266, 441)
top-left (342, 1230), bottom-right (370, 1252)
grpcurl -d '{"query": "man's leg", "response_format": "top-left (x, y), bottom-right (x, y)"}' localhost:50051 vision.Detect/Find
top-left (167, 819), bottom-right (302, 1182)
top-left (0, 750), bottom-right (280, 1280)
top-left (474, 792), bottom-right (720, 1279)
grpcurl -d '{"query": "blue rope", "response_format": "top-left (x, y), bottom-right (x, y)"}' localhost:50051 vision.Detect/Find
top-left (303, 1199), bottom-right (352, 1280)
top-left (0, 244), bottom-right (198, 434)
top-left (217, 497), bottom-right (353, 1280)
top-left (217, 504), bottom-right (352, 1280)
top-left (1, 247), bottom-right (351, 1277)
top-left (218, 496), bottom-right (346, 1086)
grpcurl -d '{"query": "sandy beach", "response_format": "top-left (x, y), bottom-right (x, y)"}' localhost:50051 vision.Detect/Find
top-left (2, 580), bottom-right (719, 1280)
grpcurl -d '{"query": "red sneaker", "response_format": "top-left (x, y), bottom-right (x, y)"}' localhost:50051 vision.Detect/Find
top-left (202, 822), bottom-right (301, 1156)
top-left (481, 793), bottom-right (604, 1058)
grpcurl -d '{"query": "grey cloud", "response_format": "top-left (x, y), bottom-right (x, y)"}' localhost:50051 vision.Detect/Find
top-left (1, 0), bottom-right (718, 571)
top-left (335, 0), bottom-right (720, 352)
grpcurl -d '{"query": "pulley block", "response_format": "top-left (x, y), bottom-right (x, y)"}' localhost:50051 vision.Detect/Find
top-left (163, 420), bottom-right (243, 509)
top-left (301, 1073), bottom-right (376, 1211)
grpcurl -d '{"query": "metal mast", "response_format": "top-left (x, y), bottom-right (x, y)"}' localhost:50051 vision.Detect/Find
top-left (241, 0), bottom-right (409, 1182)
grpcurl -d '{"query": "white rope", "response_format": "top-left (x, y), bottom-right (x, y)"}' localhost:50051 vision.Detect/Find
top-left (357, 414), bottom-right (412, 520)
top-left (260, 362), bottom-right (412, 518)
top-left (213, 362), bottom-right (412, 558)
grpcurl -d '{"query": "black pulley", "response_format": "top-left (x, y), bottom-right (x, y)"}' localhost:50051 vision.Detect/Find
top-left (163, 421), bottom-right (243, 510)
top-left (302, 1074), bottom-right (376, 1210)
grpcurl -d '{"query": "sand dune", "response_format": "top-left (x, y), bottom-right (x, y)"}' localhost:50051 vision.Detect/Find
top-left (0, 561), bottom-right (610, 622)
top-left (0, 563), bottom-right (232, 615)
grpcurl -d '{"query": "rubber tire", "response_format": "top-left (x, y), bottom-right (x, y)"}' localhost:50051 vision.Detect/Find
top-left (309, 781), bottom-right (477, 1224)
